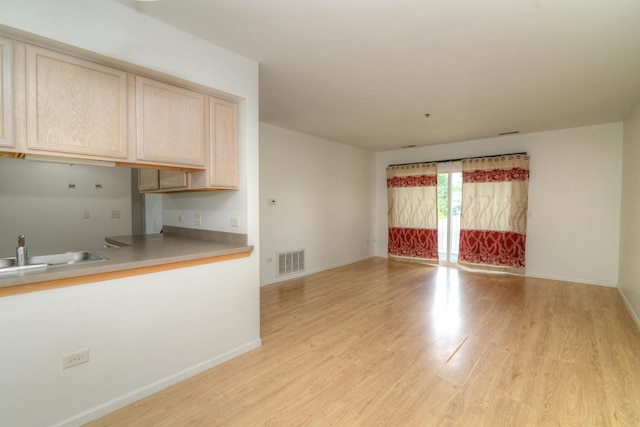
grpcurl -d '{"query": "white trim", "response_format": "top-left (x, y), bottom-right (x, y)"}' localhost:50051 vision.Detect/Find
top-left (524, 272), bottom-right (617, 288)
top-left (436, 160), bottom-right (463, 173)
top-left (261, 256), bottom-right (373, 287)
top-left (446, 172), bottom-right (453, 263)
top-left (618, 288), bottom-right (640, 331)
top-left (380, 252), bottom-right (617, 288)
top-left (261, 256), bottom-right (595, 288)
top-left (456, 263), bottom-right (617, 287)
top-left (53, 339), bottom-right (262, 427)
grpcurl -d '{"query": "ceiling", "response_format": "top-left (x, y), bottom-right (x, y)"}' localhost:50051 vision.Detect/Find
top-left (114, 0), bottom-right (640, 151)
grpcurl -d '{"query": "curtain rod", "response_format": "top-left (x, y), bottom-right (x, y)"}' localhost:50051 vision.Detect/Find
top-left (388, 152), bottom-right (528, 167)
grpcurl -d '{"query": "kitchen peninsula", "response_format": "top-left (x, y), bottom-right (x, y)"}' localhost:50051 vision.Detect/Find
top-left (0, 227), bottom-right (252, 296)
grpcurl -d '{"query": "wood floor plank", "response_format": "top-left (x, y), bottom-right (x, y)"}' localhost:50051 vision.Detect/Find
top-left (86, 258), bottom-right (640, 426)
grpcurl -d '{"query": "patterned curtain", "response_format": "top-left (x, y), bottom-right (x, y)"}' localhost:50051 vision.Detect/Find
top-left (387, 163), bottom-right (439, 263)
top-left (458, 154), bottom-right (530, 273)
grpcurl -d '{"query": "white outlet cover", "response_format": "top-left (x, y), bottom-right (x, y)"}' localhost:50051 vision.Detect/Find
top-left (62, 349), bottom-right (90, 369)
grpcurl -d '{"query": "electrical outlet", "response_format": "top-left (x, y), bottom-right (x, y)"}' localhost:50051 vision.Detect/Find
top-left (178, 215), bottom-right (184, 223)
top-left (194, 213), bottom-right (202, 226)
top-left (266, 257), bottom-right (273, 264)
top-left (231, 218), bottom-right (239, 227)
top-left (62, 349), bottom-right (89, 369)
top-left (111, 210), bottom-right (120, 219)
top-left (83, 210), bottom-right (90, 220)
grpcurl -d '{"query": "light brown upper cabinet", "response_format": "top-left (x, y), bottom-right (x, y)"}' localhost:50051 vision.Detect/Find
top-left (137, 168), bottom-right (189, 193)
top-left (191, 96), bottom-right (239, 189)
top-left (0, 37), bottom-right (13, 149)
top-left (3, 37), bottom-right (237, 192)
top-left (159, 169), bottom-right (189, 190)
top-left (209, 97), bottom-right (238, 188)
top-left (135, 76), bottom-right (206, 168)
top-left (138, 168), bottom-right (160, 192)
top-left (24, 45), bottom-right (128, 159)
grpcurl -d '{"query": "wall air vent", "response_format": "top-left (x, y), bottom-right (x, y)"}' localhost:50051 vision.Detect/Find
top-left (277, 249), bottom-right (305, 277)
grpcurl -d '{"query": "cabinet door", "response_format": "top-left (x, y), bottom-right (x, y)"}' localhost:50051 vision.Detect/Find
top-left (209, 97), bottom-right (238, 188)
top-left (0, 37), bottom-right (13, 148)
top-left (135, 76), bottom-right (205, 168)
top-left (25, 46), bottom-right (128, 158)
top-left (138, 169), bottom-right (189, 192)
top-left (138, 169), bottom-right (159, 192)
top-left (159, 170), bottom-right (189, 190)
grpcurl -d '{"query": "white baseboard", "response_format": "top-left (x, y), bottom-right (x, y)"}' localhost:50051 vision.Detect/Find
top-left (260, 256), bottom-right (373, 287)
top-left (523, 272), bottom-right (618, 288)
top-left (377, 252), bottom-right (619, 288)
top-left (261, 257), bottom-right (618, 289)
top-left (618, 288), bottom-right (640, 331)
top-left (54, 339), bottom-right (262, 427)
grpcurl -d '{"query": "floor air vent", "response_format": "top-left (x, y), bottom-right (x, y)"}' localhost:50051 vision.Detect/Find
top-left (277, 249), bottom-right (305, 277)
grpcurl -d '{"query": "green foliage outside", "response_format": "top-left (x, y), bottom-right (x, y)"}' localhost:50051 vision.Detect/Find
top-left (437, 174), bottom-right (449, 219)
top-left (437, 173), bottom-right (463, 220)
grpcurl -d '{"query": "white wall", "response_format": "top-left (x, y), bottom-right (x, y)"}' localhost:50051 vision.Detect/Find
top-left (260, 123), bottom-right (374, 285)
top-left (0, 258), bottom-right (260, 427)
top-left (0, 158), bottom-right (132, 256)
top-left (619, 98), bottom-right (640, 326)
top-left (0, 1), bottom-right (260, 426)
top-left (375, 123), bottom-right (623, 286)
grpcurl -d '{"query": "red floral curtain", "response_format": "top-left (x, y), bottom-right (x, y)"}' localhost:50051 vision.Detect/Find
top-left (458, 155), bottom-right (530, 273)
top-left (386, 163), bottom-right (439, 263)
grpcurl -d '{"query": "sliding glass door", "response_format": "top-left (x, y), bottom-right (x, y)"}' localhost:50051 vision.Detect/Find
top-left (437, 163), bottom-right (462, 264)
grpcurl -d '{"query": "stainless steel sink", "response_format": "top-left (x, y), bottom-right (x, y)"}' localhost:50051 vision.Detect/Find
top-left (0, 258), bottom-right (16, 269)
top-left (0, 250), bottom-right (106, 273)
top-left (29, 250), bottom-right (106, 265)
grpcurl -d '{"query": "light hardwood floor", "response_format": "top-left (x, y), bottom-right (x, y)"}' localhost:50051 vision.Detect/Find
top-left (88, 258), bottom-right (640, 426)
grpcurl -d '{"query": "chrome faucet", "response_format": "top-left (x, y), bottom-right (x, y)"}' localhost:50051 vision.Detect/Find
top-left (16, 235), bottom-right (27, 266)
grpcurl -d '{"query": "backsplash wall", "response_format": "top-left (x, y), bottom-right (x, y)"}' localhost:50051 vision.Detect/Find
top-left (0, 157), bottom-right (133, 256)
